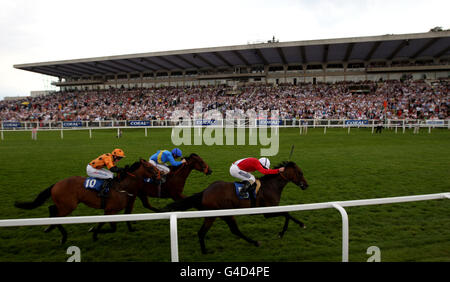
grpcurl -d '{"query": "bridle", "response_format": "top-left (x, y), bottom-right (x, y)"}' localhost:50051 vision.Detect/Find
top-left (173, 156), bottom-right (209, 176)
top-left (279, 170), bottom-right (289, 181)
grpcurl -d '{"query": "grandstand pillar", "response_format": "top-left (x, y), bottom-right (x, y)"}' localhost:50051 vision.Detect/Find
top-left (284, 65), bottom-right (287, 84)
top-left (264, 66), bottom-right (269, 84)
top-left (302, 65), bottom-right (306, 83)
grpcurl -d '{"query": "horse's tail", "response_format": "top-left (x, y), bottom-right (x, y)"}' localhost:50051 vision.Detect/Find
top-left (162, 191), bottom-right (204, 212)
top-left (14, 184), bottom-right (54, 210)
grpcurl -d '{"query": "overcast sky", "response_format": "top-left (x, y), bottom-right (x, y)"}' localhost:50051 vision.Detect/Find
top-left (0, 0), bottom-right (448, 99)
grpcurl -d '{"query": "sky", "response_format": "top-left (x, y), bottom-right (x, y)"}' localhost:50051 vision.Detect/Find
top-left (0, 0), bottom-right (449, 100)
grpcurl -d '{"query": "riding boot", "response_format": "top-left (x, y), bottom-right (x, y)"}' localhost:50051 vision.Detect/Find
top-left (98, 178), bottom-right (112, 198)
top-left (239, 181), bottom-right (253, 197)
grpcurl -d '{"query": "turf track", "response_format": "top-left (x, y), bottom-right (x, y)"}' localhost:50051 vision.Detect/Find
top-left (0, 127), bottom-right (449, 261)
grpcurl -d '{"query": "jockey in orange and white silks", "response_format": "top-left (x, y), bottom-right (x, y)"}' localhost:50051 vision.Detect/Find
top-left (86, 148), bottom-right (126, 198)
top-left (86, 148), bottom-right (126, 179)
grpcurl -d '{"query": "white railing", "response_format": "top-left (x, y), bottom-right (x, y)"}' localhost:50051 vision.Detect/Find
top-left (1, 119), bottom-right (448, 141)
top-left (0, 192), bottom-right (449, 262)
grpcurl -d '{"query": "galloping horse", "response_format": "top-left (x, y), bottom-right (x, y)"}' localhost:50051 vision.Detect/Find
top-left (133, 153), bottom-right (212, 213)
top-left (14, 159), bottom-right (160, 243)
top-left (163, 161), bottom-right (308, 254)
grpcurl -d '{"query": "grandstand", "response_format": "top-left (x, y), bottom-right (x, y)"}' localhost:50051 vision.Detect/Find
top-left (13, 31), bottom-right (450, 90)
top-left (2, 31), bottom-right (448, 123)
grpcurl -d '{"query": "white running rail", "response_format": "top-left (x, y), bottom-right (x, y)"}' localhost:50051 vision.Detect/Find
top-left (0, 192), bottom-right (449, 262)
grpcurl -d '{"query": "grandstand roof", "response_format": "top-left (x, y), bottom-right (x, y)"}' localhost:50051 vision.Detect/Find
top-left (14, 31), bottom-right (450, 78)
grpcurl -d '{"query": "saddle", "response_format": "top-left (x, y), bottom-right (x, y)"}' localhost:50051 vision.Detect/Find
top-left (234, 179), bottom-right (261, 201)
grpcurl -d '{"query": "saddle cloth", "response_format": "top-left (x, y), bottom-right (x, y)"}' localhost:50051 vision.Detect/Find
top-left (84, 177), bottom-right (108, 193)
top-left (234, 179), bottom-right (261, 200)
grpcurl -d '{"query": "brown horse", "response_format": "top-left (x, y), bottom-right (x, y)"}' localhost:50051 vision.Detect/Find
top-left (133, 153), bottom-right (212, 213)
top-left (163, 161), bottom-right (308, 254)
top-left (14, 159), bottom-right (160, 244)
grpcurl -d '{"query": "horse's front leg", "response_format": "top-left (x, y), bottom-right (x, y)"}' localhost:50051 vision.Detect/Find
top-left (263, 212), bottom-right (305, 238)
top-left (138, 191), bottom-right (160, 212)
top-left (222, 216), bottom-right (260, 247)
top-left (89, 210), bottom-right (119, 241)
top-left (125, 195), bottom-right (137, 232)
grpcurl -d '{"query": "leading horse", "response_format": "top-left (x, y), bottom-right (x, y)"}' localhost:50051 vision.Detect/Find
top-left (14, 159), bottom-right (160, 243)
top-left (162, 161), bottom-right (308, 254)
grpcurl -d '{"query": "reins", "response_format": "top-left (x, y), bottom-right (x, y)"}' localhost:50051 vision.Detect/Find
top-left (279, 171), bottom-right (288, 181)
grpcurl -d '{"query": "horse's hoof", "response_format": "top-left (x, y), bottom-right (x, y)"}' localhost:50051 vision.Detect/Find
top-left (278, 232), bottom-right (285, 239)
top-left (254, 241), bottom-right (260, 247)
top-left (60, 237), bottom-right (67, 245)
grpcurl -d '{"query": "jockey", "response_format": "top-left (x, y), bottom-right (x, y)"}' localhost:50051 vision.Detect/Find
top-left (230, 157), bottom-right (285, 197)
top-left (149, 148), bottom-right (186, 180)
top-left (86, 148), bottom-right (125, 197)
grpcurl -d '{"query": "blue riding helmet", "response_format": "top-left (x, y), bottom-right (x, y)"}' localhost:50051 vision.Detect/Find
top-left (172, 148), bottom-right (182, 157)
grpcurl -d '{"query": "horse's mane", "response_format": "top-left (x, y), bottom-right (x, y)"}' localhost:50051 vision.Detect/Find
top-left (259, 161), bottom-right (297, 181)
top-left (118, 160), bottom-right (142, 180)
top-left (186, 153), bottom-right (199, 159)
top-left (169, 153), bottom-right (198, 172)
top-left (124, 161), bottom-right (142, 172)
top-left (274, 161), bottom-right (296, 169)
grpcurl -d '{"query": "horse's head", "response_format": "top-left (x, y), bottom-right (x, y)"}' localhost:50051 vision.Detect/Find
top-left (183, 153), bottom-right (212, 175)
top-left (277, 161), bottom-right (308, 190)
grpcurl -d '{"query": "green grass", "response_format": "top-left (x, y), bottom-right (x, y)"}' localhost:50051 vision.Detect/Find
top-left (0, 127), bottom-right (449, 262)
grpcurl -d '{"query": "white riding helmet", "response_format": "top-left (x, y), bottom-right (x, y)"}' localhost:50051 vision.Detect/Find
top-left (259, 157), bottom-right (270, 169)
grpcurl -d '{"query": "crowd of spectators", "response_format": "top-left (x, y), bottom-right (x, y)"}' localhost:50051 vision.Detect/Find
top-left (0, 79), bottom-right (448, 122)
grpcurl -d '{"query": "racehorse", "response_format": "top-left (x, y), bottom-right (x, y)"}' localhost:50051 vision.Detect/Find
top-left (162, 161), bottom-right (308, 254)
top-left (14, 159), bottom-right (160, 244)
top-left (133, 153), bottom-right (212, 213)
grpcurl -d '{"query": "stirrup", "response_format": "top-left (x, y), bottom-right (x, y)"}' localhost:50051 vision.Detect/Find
top-left (239, 187), bottom-right (249, 198)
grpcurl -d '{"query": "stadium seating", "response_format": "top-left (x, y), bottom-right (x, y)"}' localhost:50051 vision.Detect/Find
top-left (0, 80), bottom-right (448, 122)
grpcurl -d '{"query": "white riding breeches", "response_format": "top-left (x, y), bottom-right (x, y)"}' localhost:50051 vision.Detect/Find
top-left (149, 160), bottom-right (171, 174)
top-left (86, 164), bottom-right (114, 179)
top-left (229, 164), bottom-right (255, 184)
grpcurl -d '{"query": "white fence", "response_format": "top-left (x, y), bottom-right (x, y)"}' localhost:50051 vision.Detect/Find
top-left (1, 119), bottom-right (448, 140)
top-left (0, 192), bottom-right (449, 262)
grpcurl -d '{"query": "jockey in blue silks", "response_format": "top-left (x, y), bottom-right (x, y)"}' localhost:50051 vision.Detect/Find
top-left (149, 148), bottom-right (186, 177)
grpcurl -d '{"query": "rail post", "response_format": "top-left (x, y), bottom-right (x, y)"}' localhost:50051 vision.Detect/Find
top-left (332, 203), bottom-right (349, 262)
top-left (170, 213), bottom-right (179, 262)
